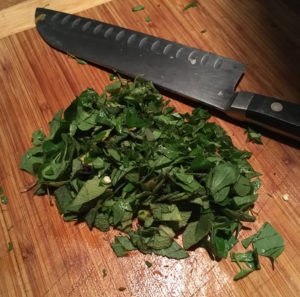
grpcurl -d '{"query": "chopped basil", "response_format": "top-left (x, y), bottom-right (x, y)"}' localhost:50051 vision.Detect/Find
top-left (1, 196), bottom-right (8, 204)
top-left (8, 242), bottom-right (13, 251)
top-left (145, 261), bottom-right (152, 268)
top-left (183, 2), bottom-right (197, 11)
top-left (20, 78), bottom-right (283, 280)
top-left (132, 5), bottom-right (144, 12)
top-left (245, 127), bottom-right (263, 144)
top-left (102, 268), bottom-right (107, 278)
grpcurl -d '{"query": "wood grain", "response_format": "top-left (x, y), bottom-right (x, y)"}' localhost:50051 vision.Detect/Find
top-left (0, 0), bottom-right (112, 39)
top-left (0, 0), bottom-right (299, 296)
top-left (0, 0), bottom-right (24, 11)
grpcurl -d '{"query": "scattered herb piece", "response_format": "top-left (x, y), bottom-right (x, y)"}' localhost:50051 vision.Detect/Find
top-left (109, 74), bottom-right (116, 81)
top-left (145, 16), bottom-right (151, 22)
top-left (230, 249), bottom-right (261, 270)
top-left (183, 2), bottom-right (197, 11)
top-left (244, 127), bottom-right (263, 144)
top-left (267, 193), bottom-right (273, 198)
top-left (230, 252), bottom-right (254, 280)
top-left (67, 52), bottom-right (88, 65)
top-left (201, 30), bottom-right (207, 34)
top-left (75, 58), bottom-right (88, 65)
top-left (1, 196), bottom-right (8, 204)
top-left (102, 268), bottom-right (107, 278)
top-left (242, 222), bottom-right (284, 263)
top-left (145, 260), bottom-right (152, 268)
top-left (20, 78), bottom-right (283, 280)
top-left (132, 5), bottom-right (144, 12)
top-left (118, 287), bottom-right (126, 291)
top-left (0, 186), bottom-right (3, 194)
top-left (8, 242), bottom-right (13, 251)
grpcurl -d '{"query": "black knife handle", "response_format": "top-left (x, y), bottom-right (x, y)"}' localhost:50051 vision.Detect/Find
top-left (230, 91), bottom-right (300, 140)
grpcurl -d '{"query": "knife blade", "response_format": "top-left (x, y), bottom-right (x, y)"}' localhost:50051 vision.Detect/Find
top-left (35, 8), bottom-right (300, 140)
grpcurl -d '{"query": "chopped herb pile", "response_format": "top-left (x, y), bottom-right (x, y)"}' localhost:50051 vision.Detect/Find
top-left (244, 127), bottom-right (263, 144)
top-left (20, 78), bottom-right (284, 280)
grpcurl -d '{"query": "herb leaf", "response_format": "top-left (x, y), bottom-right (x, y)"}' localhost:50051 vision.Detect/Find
top-left (132, 5), bottom-right (144, 12)
top-left (20, 78), bottom-right (282, 280)
top-left (242, 222), bottom-right (284, 262)
top-left (245, 127), bottom-right (263, 144)
top-left (183, 2), bottom-right (197, 11)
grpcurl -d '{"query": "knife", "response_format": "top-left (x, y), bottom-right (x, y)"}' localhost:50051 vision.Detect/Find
top-left (35, 8), bottom-right (300, 140)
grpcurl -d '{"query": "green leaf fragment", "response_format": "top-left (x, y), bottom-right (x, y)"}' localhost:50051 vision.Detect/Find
top-left (75, 57), bottom-right (87, 65)
top-left (145, 260), bottom-right (152, 267)
top-left (245, 127), bottom-right (263, 144)
top-left (145, 16), bottom-right (151, 22)
top-left (102, 268), bottom-right (107, 278)
top-left (242, 222), bottom-right (284, 261)
top-left (132, 5), bottom-right (144, 12)
top-left (1, 196), bottom-right (8, 204)
top-left (8, 242), bottom-right (13, 251)
top-left (183, 213), bottom-right (214, 249)
top-left (18, 77), bottom-right (283, 280)
top-left (183, 2), bottom-right (197, 10)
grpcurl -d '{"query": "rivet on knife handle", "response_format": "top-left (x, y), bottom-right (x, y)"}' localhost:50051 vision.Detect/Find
top-left (230, 92), bottom-right (300, 139)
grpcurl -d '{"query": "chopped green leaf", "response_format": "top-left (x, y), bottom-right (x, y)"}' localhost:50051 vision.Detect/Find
top-left (230, 249), bottom-right (261, 270)
top-left (102, 268), bottom-right (107, 278)
top-left (8, 242), bottom-right (13, 251)
top-left (245, 127), bottom-right (263, 144)
top-left (183, 213), bottom-right (214, 249)
top-left (242, 222), bottom-right (284, 262)
top-left (132, 5), bottom-right (144, 12)
top-left (183, 2), bottom-right (197, 11)
top-left (75, 58), bottom-right (87, 65)
top-left (109, 74), bottom-right (116, 81)
top-left (19, 77), bottom-right (281, 280)
top-left (1, 196), bottom-right (8, 204)
top-left (201, 29), bottom-right (207, 33)
top-left (145, 16), bottom-right (151, 22)
top-left (145, 260), bottom-right (152, 268)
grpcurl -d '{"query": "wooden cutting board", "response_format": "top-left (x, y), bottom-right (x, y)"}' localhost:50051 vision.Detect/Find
top-left (0, 0), bottom-right (299, 296)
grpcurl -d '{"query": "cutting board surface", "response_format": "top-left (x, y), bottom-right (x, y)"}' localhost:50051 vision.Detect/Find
top-left (0, 1), bottom-right (300, 297)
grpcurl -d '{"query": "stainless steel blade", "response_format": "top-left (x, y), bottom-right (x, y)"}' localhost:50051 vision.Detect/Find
top-left (35, 8), bottom-right (246, 111)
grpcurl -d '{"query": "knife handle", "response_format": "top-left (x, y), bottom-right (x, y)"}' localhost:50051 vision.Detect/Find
top-left (230, 91), bottom-right (300, 140)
